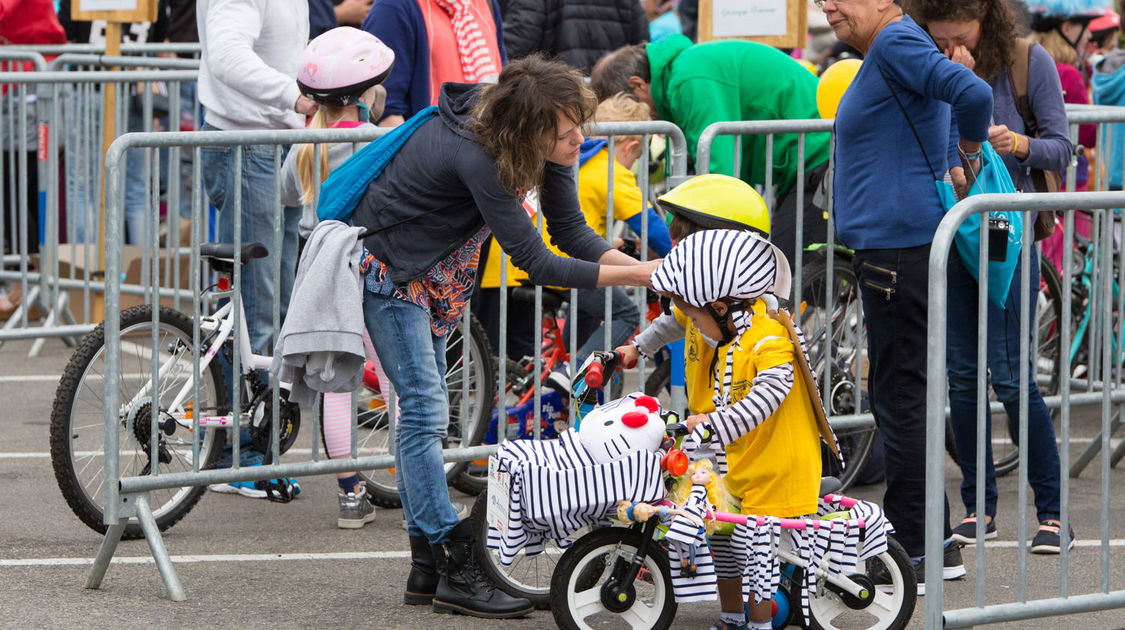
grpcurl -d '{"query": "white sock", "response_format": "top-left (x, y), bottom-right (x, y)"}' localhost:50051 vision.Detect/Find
top-left (746, 620), bottom-right (772, 630)
top-left (719, 610), bottom-right (745, 626)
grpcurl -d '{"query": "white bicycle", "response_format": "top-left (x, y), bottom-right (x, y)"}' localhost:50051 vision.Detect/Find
top-left (50, 241), bottom-right (493, 538)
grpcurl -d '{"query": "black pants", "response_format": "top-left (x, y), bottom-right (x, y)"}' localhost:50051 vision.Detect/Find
top-left (2, 150), bottom-right (40, 256)
top-left (852, 243), bottom-right (952, 558)
top-left (772, 161), bottom-right (830, 270)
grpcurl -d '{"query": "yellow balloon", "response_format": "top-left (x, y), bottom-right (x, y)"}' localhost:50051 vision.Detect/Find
top-left (816, 58), bottom-right (862, 120)
top-left (797, 59), bottom-right (818, 76)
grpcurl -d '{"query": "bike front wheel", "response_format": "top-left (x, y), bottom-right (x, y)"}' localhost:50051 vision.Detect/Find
top-left (50, 305), bottom-right (227, 539)
top-left (550, 526), bottom-right (677, 630)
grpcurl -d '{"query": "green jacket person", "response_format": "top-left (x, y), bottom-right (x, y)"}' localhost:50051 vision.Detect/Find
top-left (591, 34), bottom-right (831, 268)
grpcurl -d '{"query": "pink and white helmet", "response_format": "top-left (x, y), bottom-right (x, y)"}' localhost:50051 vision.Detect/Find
top-left (297, 27), bottom-right (395, 105)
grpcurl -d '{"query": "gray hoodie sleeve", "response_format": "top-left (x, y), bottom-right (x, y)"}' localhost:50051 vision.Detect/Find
top-left (456, 143), bottom-right (603, 289)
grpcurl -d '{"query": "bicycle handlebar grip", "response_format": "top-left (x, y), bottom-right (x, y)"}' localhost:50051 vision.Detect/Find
top-left (585, 362), bottom-right (605, 388)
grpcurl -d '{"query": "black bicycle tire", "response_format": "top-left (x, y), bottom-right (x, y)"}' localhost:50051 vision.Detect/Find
top-left (49, 304), bottom-right (226, 539)
top-left (800, 252), bottom-right (877, 491)
top-left (995, 257), bottom-right (1065, 478)
top-left (549, 526), bottom-right (677, 630)
top-left (332, 314), bottom-right (495, 507)
top-left (470, 492), bottom-right (553, 609)
top-left (806, 535), bottom-right (917, 630)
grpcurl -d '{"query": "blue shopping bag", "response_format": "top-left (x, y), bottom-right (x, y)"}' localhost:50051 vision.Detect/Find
top-left (936, 142), bottom-right (1023, 309)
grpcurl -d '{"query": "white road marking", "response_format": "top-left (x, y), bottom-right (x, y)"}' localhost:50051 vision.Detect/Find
top-left (0, 542), bottom-right (1120, 568)
top-left (0, 551), bottom-right (410, 566)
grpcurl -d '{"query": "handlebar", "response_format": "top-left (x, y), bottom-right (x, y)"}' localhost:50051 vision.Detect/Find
top-left (582, 350), bottom-right (623, 389)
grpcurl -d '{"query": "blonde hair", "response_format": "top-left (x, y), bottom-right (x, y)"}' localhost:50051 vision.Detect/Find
top-left (668, 459), bottom-right (733, 522)
top-left (593, 92), bottom-right (652, 147)
top-left (294, 107), bottom-right (333, 205)
top-left (1029, 28), bottom-right (1078, 66)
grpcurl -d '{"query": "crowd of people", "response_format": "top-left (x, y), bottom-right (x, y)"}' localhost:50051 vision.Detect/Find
top-left (2, 0), bottom-right (1118, 627)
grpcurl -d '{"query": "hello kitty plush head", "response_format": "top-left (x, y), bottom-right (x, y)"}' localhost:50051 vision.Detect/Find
top-left (578, 393), bottom-right (666, 465)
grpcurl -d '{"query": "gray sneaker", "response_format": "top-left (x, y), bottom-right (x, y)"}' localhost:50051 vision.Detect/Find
top-left (337, 486), bottom-right (377, 529)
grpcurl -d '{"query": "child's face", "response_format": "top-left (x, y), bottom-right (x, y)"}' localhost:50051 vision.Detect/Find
top-left (671, 296), bottom-right (726, 341)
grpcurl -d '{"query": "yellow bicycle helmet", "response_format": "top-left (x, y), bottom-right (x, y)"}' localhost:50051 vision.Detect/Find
top-left (657, 174), bottom-right (770, 238)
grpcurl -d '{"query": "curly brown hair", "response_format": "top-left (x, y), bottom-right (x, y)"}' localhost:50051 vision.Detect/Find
top-left (471, 55), bottom-right (597, 193)
top-left (906, 0), bottom-right (1023, 81)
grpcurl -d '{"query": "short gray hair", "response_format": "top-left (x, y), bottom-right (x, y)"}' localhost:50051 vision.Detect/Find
top-left (590, 44), bottom-right (650, 101)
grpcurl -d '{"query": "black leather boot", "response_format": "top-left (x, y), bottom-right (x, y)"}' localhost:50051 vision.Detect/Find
top-left (405, 535), bottom-right (439, 605)
top-left (430, 519), bottom-right (533, 618)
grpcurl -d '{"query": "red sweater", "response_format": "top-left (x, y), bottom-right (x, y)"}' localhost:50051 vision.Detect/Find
top-left (1, 0), bottom-right (66, 79)
top-left (0, 0), bottom-right (66, 46)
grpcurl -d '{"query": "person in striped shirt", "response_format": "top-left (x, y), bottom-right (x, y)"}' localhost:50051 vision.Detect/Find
top-left (645, 228), bottom-right (826, 630)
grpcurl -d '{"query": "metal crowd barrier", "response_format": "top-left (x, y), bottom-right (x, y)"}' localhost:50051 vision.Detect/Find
top-left (0, 68), bottom-right (199, 355)
top-left (927, 192), bottom-right (1125, 628)
top-left (694, 118), bottom-right (868, 439)
top-left (87, 119), bottom-right (689, 600)
top-left (4, 42), bottom-right (201, 58)
top-left (491, 119), bottom-right (691, 436)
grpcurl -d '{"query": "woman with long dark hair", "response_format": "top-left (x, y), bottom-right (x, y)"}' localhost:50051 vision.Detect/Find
top-left (349, 55), bottom-right (658, 618)
top-left (908, 0), bottom-right (1074, 554)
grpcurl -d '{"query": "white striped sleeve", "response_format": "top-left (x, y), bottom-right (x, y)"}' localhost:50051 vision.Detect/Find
top-left (631, 313), bottom-right (686, 358)
top-left (708, 363), bottom-right (794, 447)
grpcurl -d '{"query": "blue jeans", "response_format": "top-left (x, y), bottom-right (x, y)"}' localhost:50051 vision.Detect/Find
top-left (567, 286), bottom-right (640, 366)
top-left (853, 244), bottom-right (952, 558)
top-left (200, 124), bottom-right (299, 354)
top-left (946, 249), bottom-right (1061, 523)
top-left (363, 291), bottom-right (460, 543)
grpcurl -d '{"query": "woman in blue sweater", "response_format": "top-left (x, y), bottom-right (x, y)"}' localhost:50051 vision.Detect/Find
top-left (911, 0), bottom-right (1075, 555)
top-left (818, 0), bottom-right (993, 593)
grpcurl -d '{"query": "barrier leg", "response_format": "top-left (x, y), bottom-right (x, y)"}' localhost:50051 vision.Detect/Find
top-left (1070, 411), bottom-right (1122, 478)
top-left (56, 291), bottom-right (79, 347)
top-left (84, 519), bottom-right (127, 590)
top-left (134, 494), bottom-right (186, 602)
top-left (1110, 431), bottom-right (1125, 468)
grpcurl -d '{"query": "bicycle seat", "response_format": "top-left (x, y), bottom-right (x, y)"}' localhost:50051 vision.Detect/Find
top-left (819, 476), bottom-right (843, 496)
top-left (200, 242), bottom-right (269, 275)
top-left (512, 285), bottom-right (567, 311)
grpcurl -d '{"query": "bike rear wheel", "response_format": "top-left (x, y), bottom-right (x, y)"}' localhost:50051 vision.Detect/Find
top-left (807, 535), bottom-right (917, 630)
top-left (470, 491), bottom-right (561, 609)
top-left (323, 314), bottom-right (495, 508)
top-left (50, 305), bottom-right (226, 539)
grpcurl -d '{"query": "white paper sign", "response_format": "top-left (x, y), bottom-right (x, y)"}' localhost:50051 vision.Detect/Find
top-left (713, 0), bottom-right (787, 38)
top-left (79, 0), bottom-right (138, 11)
top-left (486, 455), bottom-right (511, 536)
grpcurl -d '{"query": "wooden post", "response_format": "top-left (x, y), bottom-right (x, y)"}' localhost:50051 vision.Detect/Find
top-left (69, 0), bottom-right (158, 320)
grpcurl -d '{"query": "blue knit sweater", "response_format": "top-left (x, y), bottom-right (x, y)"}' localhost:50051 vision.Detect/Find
top-left (832, 16), bottom-right (993, 250)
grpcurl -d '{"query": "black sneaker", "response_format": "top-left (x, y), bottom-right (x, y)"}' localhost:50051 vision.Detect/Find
top-left (951, 514), bottom-right (997, 545)
top-left (913, 542), bottom-right (966, 596)
top-left (1030, 520), bottom-right (1076, 554)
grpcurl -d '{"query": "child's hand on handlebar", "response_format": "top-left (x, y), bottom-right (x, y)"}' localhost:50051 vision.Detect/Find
top-left (685, 413), bottom-right (708, 433)
top-left (614, 343), bottom-right (639, 369)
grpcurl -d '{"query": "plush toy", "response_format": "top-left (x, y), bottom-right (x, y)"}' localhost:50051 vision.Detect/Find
top-left (577, 393), bottom-right (666, 465)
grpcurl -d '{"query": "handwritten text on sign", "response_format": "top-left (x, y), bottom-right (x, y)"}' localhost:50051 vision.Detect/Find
top-left (713, 0), bottom-right (787, 37)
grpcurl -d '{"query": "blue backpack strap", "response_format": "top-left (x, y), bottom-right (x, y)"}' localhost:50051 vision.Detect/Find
top-left (317, 106), bottom-right (440, 223)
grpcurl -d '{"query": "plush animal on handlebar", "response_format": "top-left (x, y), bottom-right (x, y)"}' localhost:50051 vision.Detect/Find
top-left (577, 392), bottom-right (666, 465)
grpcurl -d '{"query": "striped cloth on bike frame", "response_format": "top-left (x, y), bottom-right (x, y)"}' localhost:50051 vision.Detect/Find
top-left (487, 428), bottom-right (665, 566)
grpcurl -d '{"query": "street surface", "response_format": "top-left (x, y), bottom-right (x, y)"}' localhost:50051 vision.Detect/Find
top-left (1, 338), bottom-right (1123, 629)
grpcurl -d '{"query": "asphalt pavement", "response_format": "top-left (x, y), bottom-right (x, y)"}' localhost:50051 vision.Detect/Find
top-left (1, 337), bottom-right (1123, 629)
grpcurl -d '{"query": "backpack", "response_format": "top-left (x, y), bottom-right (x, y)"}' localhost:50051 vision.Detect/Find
top-left (1007, 37), bottom-right (1062, 241)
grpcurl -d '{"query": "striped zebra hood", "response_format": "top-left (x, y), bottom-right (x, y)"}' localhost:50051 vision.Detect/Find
top-left (651, 229), bottom-right (792, 337)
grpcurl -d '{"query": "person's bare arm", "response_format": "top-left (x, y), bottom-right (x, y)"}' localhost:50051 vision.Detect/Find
top-left (334, 0), bottom-right (372, 26)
